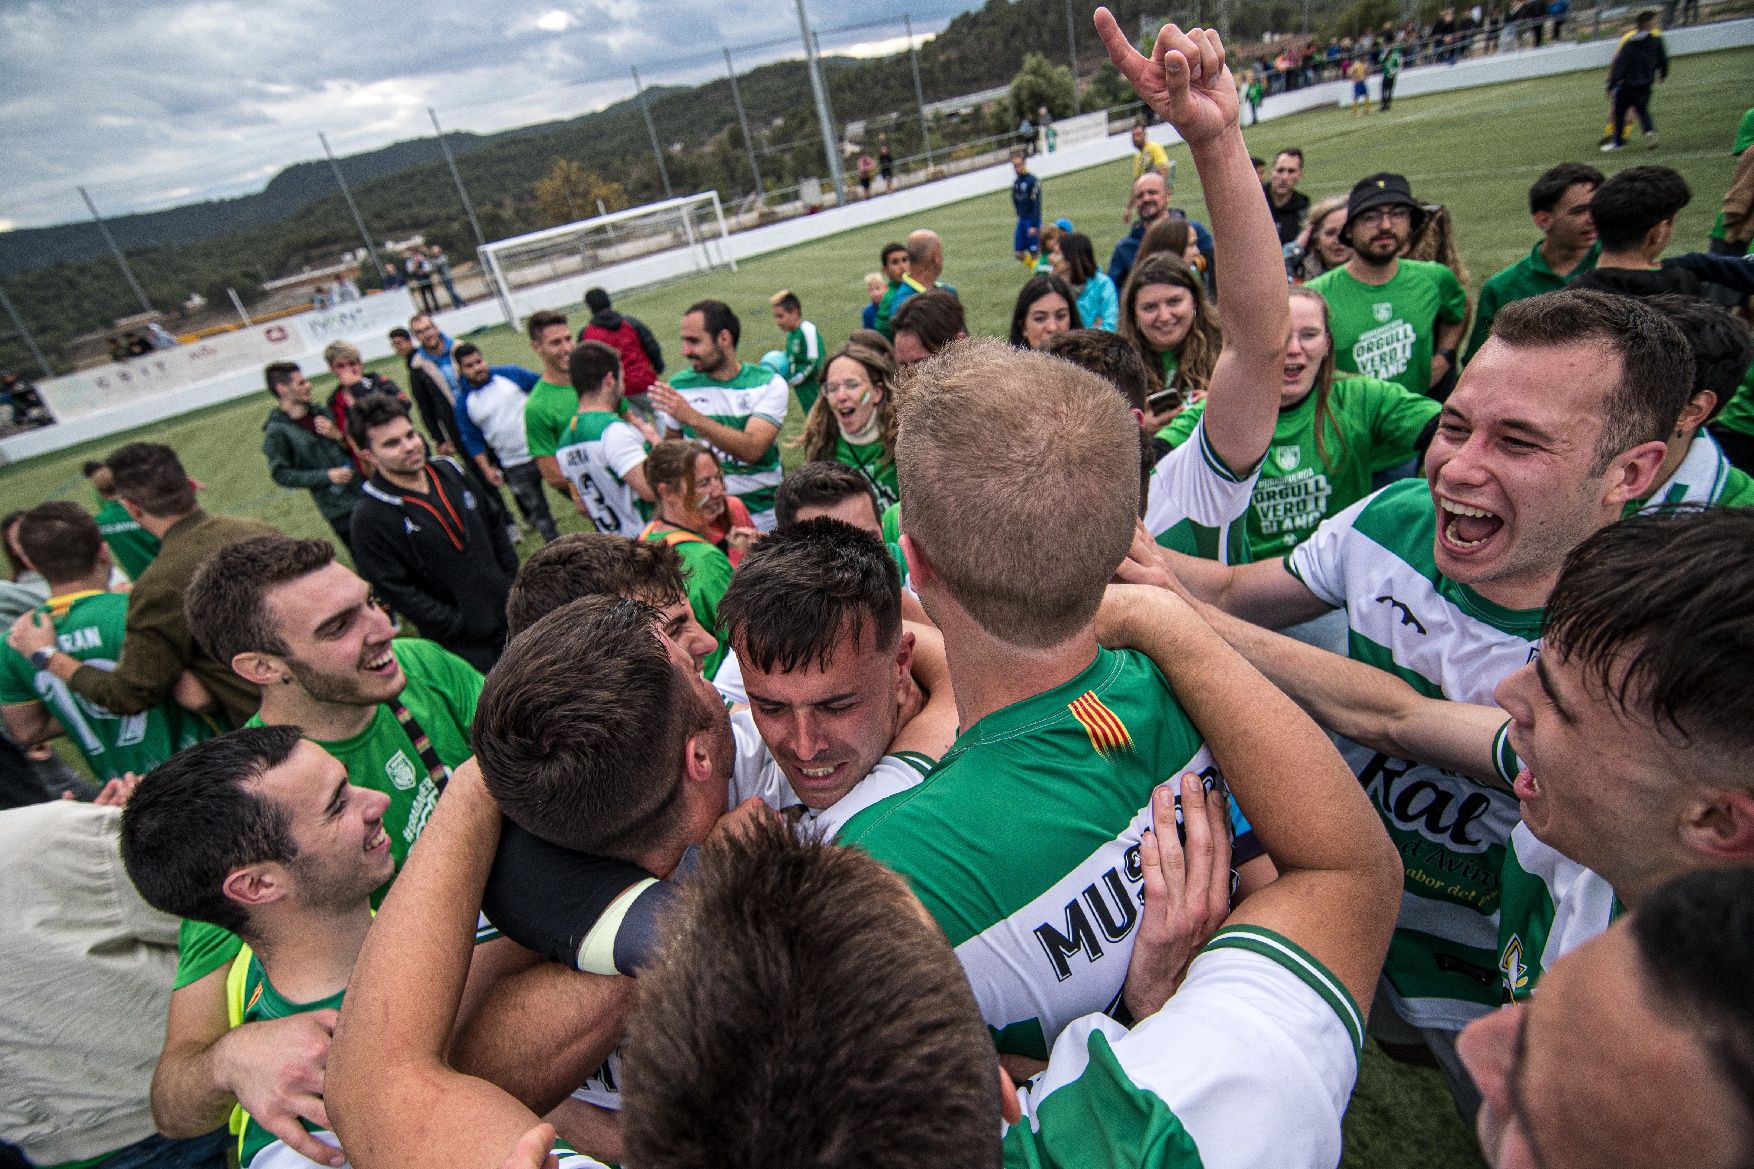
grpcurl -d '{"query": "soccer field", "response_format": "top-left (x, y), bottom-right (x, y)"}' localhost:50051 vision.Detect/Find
top-left (5, 49), bottom-right (1749, 1169)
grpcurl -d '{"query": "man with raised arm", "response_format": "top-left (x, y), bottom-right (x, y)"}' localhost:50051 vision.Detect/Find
top-left (1156, 287), bottom-right (1691, 1113)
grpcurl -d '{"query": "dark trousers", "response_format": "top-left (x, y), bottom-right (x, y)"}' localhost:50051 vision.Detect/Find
top-left (1711, 426), bottom-right (1754, 476)
top-left (504, 461), bottom-right (559, 542)
top-left (1611, 84), bottom-right (1654, 143)
top-left (413, 282), bottom-right (440, 313)
top-left (1380, 75), bottom-right (1397, 110)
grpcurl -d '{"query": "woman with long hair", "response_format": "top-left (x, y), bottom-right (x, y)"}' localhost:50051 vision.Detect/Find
top-left (1119, 253), bottom-right (1222, 433)
top-left (1289, 193), bottom-right (1352, 281)
top-left (1051, 232), bottom-right (1118, 331)
top-left (638, 439), bottom-right (751, 675)
top-left (799, 343), bottom-right (903, 510)
top-left (1160, 286), bottom-right (1441, 560)
top-left (1008, 274), bottom-right (1083, 351)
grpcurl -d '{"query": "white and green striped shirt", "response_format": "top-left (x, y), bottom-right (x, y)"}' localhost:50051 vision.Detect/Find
top-left (1629, 429), bottom-right (1754, 517)
top-left (664, 362), bottom-right (790, 519)
top-left (1143, 415), bottom-right (1259, 563)
top-left (1004, 926), bottom-right (1361, 1169)
top-left (1287, 479), bottom-right (1539, 1031)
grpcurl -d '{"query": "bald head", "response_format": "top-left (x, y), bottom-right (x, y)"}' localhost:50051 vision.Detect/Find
top-left (906, 230), bottom-right (943, 284)
top-left (1133, 173), bottom-right (1168, 223)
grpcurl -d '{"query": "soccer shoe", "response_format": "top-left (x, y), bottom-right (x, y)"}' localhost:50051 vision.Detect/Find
top-left (1645, 131), bottom-right (1658, 149)
top-left (1600, 141), bottom-right (1623, 152)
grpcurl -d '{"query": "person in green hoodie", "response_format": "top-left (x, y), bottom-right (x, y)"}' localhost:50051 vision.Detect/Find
top-left (262, 362), bottom-right (361, 553)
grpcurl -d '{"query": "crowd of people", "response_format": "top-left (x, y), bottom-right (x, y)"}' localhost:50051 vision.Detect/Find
top-left (3, 12), bottom-right (1754, 1169)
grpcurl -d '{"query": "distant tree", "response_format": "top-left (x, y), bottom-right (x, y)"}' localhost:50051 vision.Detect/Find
top-left (1009, 53), bottom-right (1076, 123)
top-left (534, 159), bottom-right (628, 226)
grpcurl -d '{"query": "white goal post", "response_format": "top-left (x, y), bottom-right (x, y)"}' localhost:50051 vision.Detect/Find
top-left (477, 191), bottom-right (737, 329)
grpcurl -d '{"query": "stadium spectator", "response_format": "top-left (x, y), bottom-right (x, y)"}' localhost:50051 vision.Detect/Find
top-left (1264, 148), bottom-right (1310, 244)
top-left (0, 503), bottom-right (211, 782)
top-left (348, 396), bottom-right (515, 673)
top-left (650, 299), bottom-right (789, 529)
top-left (1286, 192), bottom-right (1353, 281)
top-left (392, 322), bottom-right (466, 464)
top-left (1159, 286), bottom-right (1442, 561)
top-left (322, 341), bottom-right (404, 475)
top-left (6, 442), bottom-right (275, 727)
top-left (261, 361), bottom-right (360, 551)
top-left (1055, 232), bottom-right (1118, 330)
top-left (450, 343), bottom-right (555, 543)
top-left (856, 150), bottom-right (876, 199)
top-left (1011, 150), bottom-right (1042, 265)
top-left (769, 289), bottom-right (824, 414)
top-left (801, 342), bottom-right (902, 512)
top-left (638, 439), bottom-right (744, 676)
top-left (1602, 10), bottom-right (1667, 151)
top-left (890, 289), bottom-right (967, 366)
top-left (871, 241), bottom-right (911, 337)
top-left (1125, 120), bottom-right (1170, 223)
top-left (1109, 170), bottom-right (1213, 288)
top-left (428, 244), bottom-right (465, 309)
top-left (1463, 162), bottom-right (1603, 362)
top-left (406, 253), bottom-right (439, 314)
top-left (1306, 173), bottom-right (1470, 399)
top-left (859, 271), bottom-right (886, 330)
top-left (1159, 289), bottom-right (1692, 1116)
top-left (1120, 253), bottom-right (1219, 407)
top-left (878, 132), bottom-right (895, 193)
top-left (1009, 273), bottom-right (1083, 350)
top-left (380, 261), bottom-right (405, 290)
top-left (1, 794), bottom-right (228, 1169)
top-left (84, 458), bottom-right (160, 579)
top-left (150, 533), bottom-right (487, 1169)
top-left (579, 287), bottom-right (664, 405)
top-left (554, 340), bottom-right (655, 538)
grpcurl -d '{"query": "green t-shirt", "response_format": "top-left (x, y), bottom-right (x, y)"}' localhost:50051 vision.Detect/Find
top-left (879, 502), bottom-right (909, 586)
top-left (1712, 351), bottom-right (1754, 439)
top-left (1163, 377), bottom-right (1441, 561)
top-left (1307, 260), bottom-right (1470, 397)
top-left (641, 528), bottom-right (734, 678)
top-left (173, 638), bottom-right (483, 989)
top-left (523, 377), bottom-right (579, 459)
top-left (873, 280), bottom-right (906, 339)
top-left (1463, 241), bottom-right (1601, 363)
top-left (1709, 108), bottom-right (1754, 242)
top-left (839, 647), bottom-right (1219, 1059)
top-left (665, 363), bottom-right (790, 516)
top-left (237, 959), bottom-right (347, 1169)
top-left (0, 590), bottom-right (212, 781)
top-left (783, 321), bottom-right (824, 415)
top-left (832, 434), bottom-right (900, 512)
top-left (93, 498), bottom-right (161, 580)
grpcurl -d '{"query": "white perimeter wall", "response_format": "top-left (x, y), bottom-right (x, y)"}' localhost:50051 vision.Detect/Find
top-left (5, 16), bottom-right (1750, 466)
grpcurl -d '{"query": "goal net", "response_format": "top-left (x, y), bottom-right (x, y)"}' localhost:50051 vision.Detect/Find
top-left (478, 191), bottom-right (736, 328)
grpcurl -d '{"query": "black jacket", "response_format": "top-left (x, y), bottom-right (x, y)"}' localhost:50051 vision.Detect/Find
top-left (350, 457), bottom-right (516, 672)
top-left (1608, 31), bottom-right (1668, 89)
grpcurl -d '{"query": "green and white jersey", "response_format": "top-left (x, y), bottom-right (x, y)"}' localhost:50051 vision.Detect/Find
top-left (664, 363), bottom-right (790, 517)
top-left (523, 378), bottom-right (579, 460)
top-left (784, 321), bottom-right (824, 413)
top-left (175, 638), bottom-right (484, 990)
top-left (555, 409), bottom-right (651, 537)
top-left (1143, 415), bottom-right (1259, 564)
top-left (832, 434), bottom-right (900, 512)
top-left (1163, 378), bottom-right (1440, 561)
top-left (1004, 926), bottom-right (1361, 1169)
top-left (0, 590), bottom-right (212, 781)
top-left (640, 527), bottom-right (733, 679)
top-left (1626, 430), bottom-right (1754, 517)
top-left (1286, 479), bottom-right (1538, 1030)
top-left (1307, 260), bottom-right (1470, 397)
top-left (727, 709), bottom-right (933, 840)
top-left (1497, 823), bottom-right (1620, 1004)
top-left (839, 647), bottom-right (1219, 1059)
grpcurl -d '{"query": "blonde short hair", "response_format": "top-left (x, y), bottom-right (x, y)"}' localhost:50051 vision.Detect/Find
top-left (323, 340), bottom-right (362, 367)
top-left (897, 337), bottom-right (1137, 647)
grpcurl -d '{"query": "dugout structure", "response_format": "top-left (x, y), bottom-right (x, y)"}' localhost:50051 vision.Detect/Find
top-left (477, 191), bottom-right (736, 329)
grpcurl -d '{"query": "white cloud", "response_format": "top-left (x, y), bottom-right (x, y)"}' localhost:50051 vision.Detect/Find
top-left (535, 9), bottom-right (575, 31)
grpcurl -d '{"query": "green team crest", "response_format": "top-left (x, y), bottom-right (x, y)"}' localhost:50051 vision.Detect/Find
top-left (1373, 302), bottom-right (1394, 323)
top-left (1272, 445), bottom-right (1302, 472)
top-left (1499, 933), bottom-right (1529, 996)
top-left (385, 749), bottom-right (417, 791)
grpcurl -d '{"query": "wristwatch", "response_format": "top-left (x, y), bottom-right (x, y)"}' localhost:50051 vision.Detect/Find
top-left (29, 646), bottom-right (56, 670)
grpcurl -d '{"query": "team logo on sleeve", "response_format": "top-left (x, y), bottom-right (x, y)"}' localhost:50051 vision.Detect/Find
top-left (1068, 692), bottom-right (1133, 756)
top-left (1499, 934), bottom-right (1529, 997)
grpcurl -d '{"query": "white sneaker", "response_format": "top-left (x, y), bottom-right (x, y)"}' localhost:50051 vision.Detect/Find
top-left (1645, 131), bottom-right (1658, 149)
top-left (1600, 141), bottom-right (1622, 152)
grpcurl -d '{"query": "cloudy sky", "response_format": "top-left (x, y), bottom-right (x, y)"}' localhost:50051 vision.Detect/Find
top-left (0, 0), bottom-right (974, 231)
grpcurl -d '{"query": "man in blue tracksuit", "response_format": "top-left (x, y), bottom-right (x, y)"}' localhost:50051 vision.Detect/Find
top-left (1011, 151), bottom-right (1043, 265)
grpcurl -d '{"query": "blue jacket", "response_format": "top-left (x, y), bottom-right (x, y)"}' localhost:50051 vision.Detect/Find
top-left (1012, 172), bottom-right (1042, 221)
top-left (1108, 212), bottom-right (1215, 289)
top-left (453, 365), bottom-right (541, 459)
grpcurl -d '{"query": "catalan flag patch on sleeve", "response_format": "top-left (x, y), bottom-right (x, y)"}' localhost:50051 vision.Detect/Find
top-left (1068, 691), bottom-right (1133, 756)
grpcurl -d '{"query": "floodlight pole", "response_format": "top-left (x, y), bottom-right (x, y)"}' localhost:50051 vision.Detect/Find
top-left (723, 49), bottom-right (766, 200)
top-left (0, 283), bottom-right (54, 379)
top-left (631, 67), bottom-right (674, 199)
top-left (318, 133), bottom-right (386, 283)
top-left (429, 107), bottom-right (486, 249)
top-left (1064, 0), bottom-right (1082, 113)
top-left (904, 14), bottom-right (935, 169)
top-left (794, 0), bottom-right (847, 206)
top-left (78, 186), bottom-right (153, 316)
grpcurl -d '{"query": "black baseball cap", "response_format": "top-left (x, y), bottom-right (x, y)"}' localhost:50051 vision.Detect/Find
top-left (1342, 173), bottom-right (1427, 242)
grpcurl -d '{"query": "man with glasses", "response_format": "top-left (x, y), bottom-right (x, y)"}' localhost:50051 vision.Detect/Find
top-left (1307, 173), bottom-right (1470, 399)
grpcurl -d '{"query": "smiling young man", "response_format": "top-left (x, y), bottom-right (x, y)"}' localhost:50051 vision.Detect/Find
top-left (1307, 172), bottom-right (1470, 399)
top-left (121, 727), bottom-right (396, 1169)
top-left (1463, 163), bottom-right (1603, 364)
top-left (1160, 287), bottom-right (1692, 1112)
top-left (145, 535), bottom-right (487, 1168)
